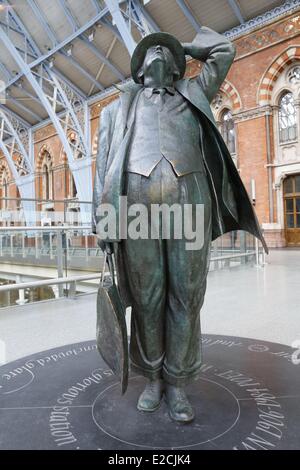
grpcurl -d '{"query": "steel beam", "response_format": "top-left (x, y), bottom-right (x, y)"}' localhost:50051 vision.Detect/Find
top-left (3, 1), bottom-right (109, 92)
top-left (27, 0), bottom-right (104, 90)
top-left (0, 24), bottom-right (93, 213)
top-left (0, 104), bottom-right (31, 128)
top-left (0, 110), bottom-right (33, 175)
top-left (57, 0), bottom-right (79, 31)
top-left (90, 0), bottom-right (102, 13)
top-left (51, 67), bottom-right (87, 99)
top-left (175, 0), bottom-right (201, 33)
top-left (0, 0), bottom-right (95, 216)
top-left (79, 36), bottom-right (125, 80)
top-left (0, 106), bottom-right (31, 126)
top-left (14, 84), bottom-right (46, 107)
top-left (58, 51), bottom-right (104, 90)
top-left (57, 0), bottom-right (125, 80)
top-left (4, 0), bottom-right (87, 98)
top-left (89, 0), bottom-right (124, 46)
top-left (99, 17), bottom-right (123, 42)
top-left (227, 0), bottom-right (244, 24)
top-left (104, 0), bottom-right (137, 55)
top-left (104, 0), bottom-right (160, 55)
top-left (15, 47), bottom-right (36, 60)
top-left (0, 62), bottom-right (11, 82)
top-left (6, 94), bottom-right (42, 122)
top-left (131, 0), bottom-right (160, 33)
top-left (95, 0), bottom-right (157, 39)
top-left (27, 0), bottom-right (57, 46)
top-left (0, 52), bottom-right (41, 109)
top-left (0, 108), bottom-right (36, 225)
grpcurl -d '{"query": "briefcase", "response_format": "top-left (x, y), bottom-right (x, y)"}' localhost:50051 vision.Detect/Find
top-left (96, 252), bottom-right (129, 394)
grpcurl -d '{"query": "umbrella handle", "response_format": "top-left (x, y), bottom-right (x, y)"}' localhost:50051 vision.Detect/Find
top-left (101, 250), bottom-right (115, 286)
top-left (100, 251), bottom-right (107, 287)
top-left (107, 253), bottom-right (116, 285)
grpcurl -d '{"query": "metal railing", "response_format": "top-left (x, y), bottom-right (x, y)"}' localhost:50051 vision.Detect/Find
top-left (0, 225), bottom-right (97, 274)
top-left (0, 273), bottom-right (103, 300)
top-left (0, 196), bottom-right (92, 226)
top-left (0, 225), bottom-right (101, 306)
top-left (0, 225), bottom-right (265, 308)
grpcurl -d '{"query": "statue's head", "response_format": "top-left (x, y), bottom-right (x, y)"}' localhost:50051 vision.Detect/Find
top-left (131, 32), bottom-right (186, 85)
top-left (138, 44), bottom-right (179, 84)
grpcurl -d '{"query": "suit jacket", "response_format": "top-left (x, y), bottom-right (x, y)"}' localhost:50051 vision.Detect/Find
top-left (92, 26), bottom-right (268, 254)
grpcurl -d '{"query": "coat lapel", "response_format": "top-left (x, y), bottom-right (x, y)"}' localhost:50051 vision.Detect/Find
top-left (175, 79), bottom-right (216, 125)
top-left (114, 81), bottom-right (142, 133)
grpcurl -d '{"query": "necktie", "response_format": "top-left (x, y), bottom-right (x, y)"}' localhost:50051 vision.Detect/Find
top-left (153, 88), bottom-right (166, 111)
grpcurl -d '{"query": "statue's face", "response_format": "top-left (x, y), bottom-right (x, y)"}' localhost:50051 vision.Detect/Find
top-left (141, 45), bottom-right (177, 80)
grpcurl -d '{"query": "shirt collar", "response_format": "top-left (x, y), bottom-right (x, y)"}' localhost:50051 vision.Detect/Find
top-left (144, 86), bottom-right (176, 99)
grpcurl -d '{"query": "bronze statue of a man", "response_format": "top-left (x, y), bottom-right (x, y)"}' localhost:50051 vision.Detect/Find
top-left (92, 27), bottom-right (267, 423)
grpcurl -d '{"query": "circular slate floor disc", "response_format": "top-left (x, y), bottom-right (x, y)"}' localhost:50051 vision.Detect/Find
top-left (0, 335), bottom-right (299, 450)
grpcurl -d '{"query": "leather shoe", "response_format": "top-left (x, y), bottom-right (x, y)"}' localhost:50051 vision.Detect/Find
top-left (165, 385), bottom-right (195, 423)
top-left (137, 379), bottom-right (163, 412)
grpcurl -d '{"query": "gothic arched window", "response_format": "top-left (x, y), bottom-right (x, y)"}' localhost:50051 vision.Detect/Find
top-left (69, 172), bottom-right (77, 198)
top-left (279, 91), bottom-right (297, 143)
top-left (43, 164), bottom-right (49, 200)
top-left (70, 137), bottom-right (83, 160)
top-left (41, 152), bottom-right (54, 200)
top-left (220, 109), bottom-right (236, 154)
top-left (2, 176), bottom-right (8, 209)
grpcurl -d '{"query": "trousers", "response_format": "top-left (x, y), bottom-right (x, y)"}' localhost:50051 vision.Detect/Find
top-left (123, 158), bottom-right (212, 386)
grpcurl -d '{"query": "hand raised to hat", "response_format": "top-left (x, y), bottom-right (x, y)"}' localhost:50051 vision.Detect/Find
top-left (181, 41), bottom-right (207, 62)
top-left (182, 26), bottom-right (236, 63)
top-left (182, 42), bottom-right (196, 57)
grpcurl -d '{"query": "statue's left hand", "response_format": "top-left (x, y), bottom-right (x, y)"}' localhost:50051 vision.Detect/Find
top-left (182, 42), bottom-right (192, 56)
top-left (182, 41), bottom-right (207, 62)
top-left (182, 42), bottom-right (200, 58)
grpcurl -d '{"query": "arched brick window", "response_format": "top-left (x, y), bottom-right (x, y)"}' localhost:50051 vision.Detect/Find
top-left (220, 109), bottom-right (236, 155)
top-left (2, 175), bottom-right (8, 209)
top-left (41, 151), bottom-right (54, 200)
top-left (0, 166), bottom-right (9, 210)
top-left (69, 135), bottom-right (83, 160)
top-left (279, 91), bottom-right (297, 143)
top-left (69, 172), bottom-right (77, 198)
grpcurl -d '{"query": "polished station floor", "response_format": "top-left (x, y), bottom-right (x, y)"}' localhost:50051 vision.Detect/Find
top-left (0, 249), bottom-right (299, 449)
top-left (0, 249), bottom-right (299, 363)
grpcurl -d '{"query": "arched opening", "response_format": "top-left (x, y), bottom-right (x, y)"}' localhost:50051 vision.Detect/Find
top-left (0, 166), bottom-right (10, 211)
top-left (69, 172), bottom-right (77, 199)
top-left (40, 151), bottom-right (54, 201)
top-left (220, 109), bottom-right (236, 155)
top-left (16, 188), bottom-right (21, 211)
top-left (279, 91), bottom-right (297, 143)
top-left (283, 174), bottom-right (300, 245)
top-left (2, 176), bottom-right (8, 210)
top-left (43, 163), bottom-right (49, 200)
top-left (70, 137), bottom-right (83, 160)
top-left (65, 166), bottom-right (79, 222)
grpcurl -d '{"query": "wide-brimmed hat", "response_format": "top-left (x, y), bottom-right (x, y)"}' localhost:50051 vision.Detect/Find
top-left (131, 32), bottom-right (186, 84)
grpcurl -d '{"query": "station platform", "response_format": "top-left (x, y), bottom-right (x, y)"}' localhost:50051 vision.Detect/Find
top-left (1, 249), bottom-right (299, 364)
